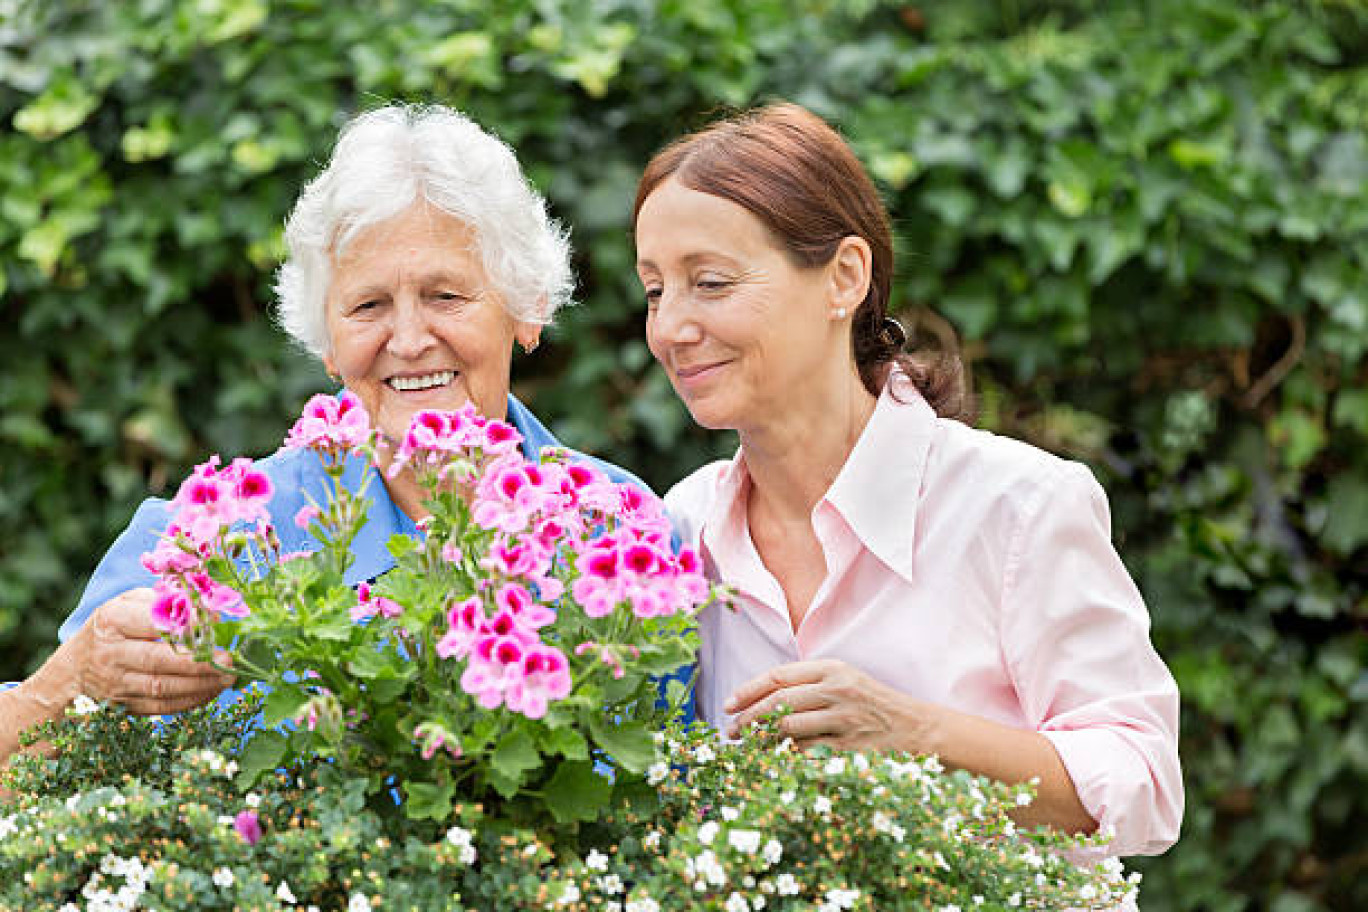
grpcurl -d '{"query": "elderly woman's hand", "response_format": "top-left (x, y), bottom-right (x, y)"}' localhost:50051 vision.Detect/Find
top-left (723, 658), bottom-right (942, 753)
top-left (64, 588), bottom-right (235, 715)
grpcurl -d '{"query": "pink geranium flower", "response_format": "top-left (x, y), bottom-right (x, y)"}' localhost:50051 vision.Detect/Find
top-left (233, 809), bottom-right (262, 845)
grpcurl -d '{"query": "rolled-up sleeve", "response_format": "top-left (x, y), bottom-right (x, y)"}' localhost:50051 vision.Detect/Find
top-left (1001, 461), bottom-right (1183, 857)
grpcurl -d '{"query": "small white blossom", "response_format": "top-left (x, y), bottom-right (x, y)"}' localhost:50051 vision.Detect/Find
top-left (1080, 885), bottom-right (1098, 901)
top-left (720, 805), bottom-right (740, 821)
top-left (871, 811), bottom-right (892, 833)
top-left (212, 867), bottom-right (234, 888)
top-left (813, 795), bottom-right (832, 815)
top-left (934, 851), bottom-right (950, 870)
top-left (725, 893), bottom-right (748, 912)
top-left (973, 896), bottom-right (985, 906)
top-left (625, 897), bottom-right (660, 912)
top-left (824, 756), bottom-right (847, 775)
top-left (852, 752), bottom-right (869, 772)
top-left (642, 830), bottom-right (662, 850)
top-left (728, 829), bottom-right (761, 854)
top-left (1016, 791), bottom-right (1032, 807)
top-left (556, 882), bottom-right (582, 905)
top-left (1007, 892), bottom-right (1022, 907)
top-left (244, 792), bottom-right (261, 809)
top-left (70, 694), bottom-right (100, 715)
top-left (776, 873), bottom-right (800, 896)
top-left (647, 761), bottom-right (670, 785)
top-left (445, 825), bottom-right (473, 847)
top-left (348, 893), bottom-right (371, 912)
top-left (694, 743), bottom-right (716, 763)
top-left (0, 814), bottom-right (19, 840)
top-left (762, 838), bottom-right (783, 865)
top-left (779, 790), bottom-right (795, 805)
top-left (586, 848), bottom-right (610, 871)
top-left (277, 880), bottom-right (297, 904)
top-left (890, 823), bottom-right (906, 843)
top-left (825, 888), bottom-right (860, 909)
top-left (697, 820), bottom-right (720, 845)
top-left (597, 874), bottom-right (625, 895)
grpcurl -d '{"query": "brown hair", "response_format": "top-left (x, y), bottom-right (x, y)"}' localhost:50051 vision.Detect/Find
top-left (633, 102), bottom-right (969, 421)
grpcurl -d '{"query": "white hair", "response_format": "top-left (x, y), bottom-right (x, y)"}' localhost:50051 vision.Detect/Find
top-left (274, 104), bottom-right (574, 358)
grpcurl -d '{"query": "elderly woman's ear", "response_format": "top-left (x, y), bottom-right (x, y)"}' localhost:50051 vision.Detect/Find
top-left (516, 320), bottom-right (543, 354)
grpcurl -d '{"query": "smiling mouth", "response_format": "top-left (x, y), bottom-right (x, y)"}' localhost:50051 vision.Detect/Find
top-left (387, 370), bottom-right (456, 392)
top-left (675, 361), bottom-right (727, 380)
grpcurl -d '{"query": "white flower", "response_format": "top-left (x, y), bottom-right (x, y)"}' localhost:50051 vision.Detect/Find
top-left (244, 792), bottom-right (261, 808)
top-left (725, 893), bottom-right (748, 912)
top-left (556, 882), bottom-right (582, 905)
top-left (212, 868), bottom-right (234, 888)
top-left (813, 795), bottom-right (832, 815)
top-left (1007, 892), bottom-right (1022, 907)
top-left (686, 849), bottom-right (726, 888)
top-left (625, 897), bottom-right (660, 912)
top-left (871, 811), bottom-right (892, 833)
top-left (647, 761), bottom-right (670, 785)
top-left (973, 896), bottom-right (985, 906)
top-left (70, 694), bottom-right (100, 715)
top-left (1080, 885), bottom-right (1098, 901)
top-left (762, 838), bottom-right (783, 865)
top-left (642, 830), bottom-right (662, 850)
top-left (694, 743), bottom-right (716, 763)
top-left (776, 873), bottom-right (800, 896)
top-left (934, 851), bottom-right (950, 870)
top-left (445, 825), bottom-right (473, 847)
top-left (1016, 791), bottom-right (1032, 807)
top-left (779, 790), bottom-right (795, 805)
top-left (826, 888), bottom-right (860, 909)
top-left (348, 893), bottom-right (371, 912)
top-left (597, 874), bottom-right (624, 895)
top-left (0, 814), bottom-right (19, 840)
top-left (824, 756), bottom-right (847, 775)
top-left (586, 848), bottom-right (610, 871)
top-left (852, 752), bottom-right (869, 772)
top-left (223, 760), bottom-right (239, 777)
top-left (890, 823), bottom-right (906, 843)
top-left (276, 880), bottom-right (297, 904)
top-left (697, 820), bottom-right (720, 845)
top-left (720, 805), bottom-right (740, 821)
top-left (938, 906), bottom-right (962, 912)
top-left (753, 897), bottom-right (767, 910)
top-left (728, 829), bottom-right (761, 854)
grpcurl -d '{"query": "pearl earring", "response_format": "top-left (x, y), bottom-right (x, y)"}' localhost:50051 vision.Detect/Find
top-left (834, 307), bottom-right (848, 319)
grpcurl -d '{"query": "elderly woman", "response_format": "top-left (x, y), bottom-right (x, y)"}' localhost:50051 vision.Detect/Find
top-left (633, 103), bottom-right (1182, 873)
top-left (0, 104), bottom-right (645, 764)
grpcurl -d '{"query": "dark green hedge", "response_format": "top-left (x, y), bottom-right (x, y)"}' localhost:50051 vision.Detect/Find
top-left (1, 1), bottom-right (1364, 909)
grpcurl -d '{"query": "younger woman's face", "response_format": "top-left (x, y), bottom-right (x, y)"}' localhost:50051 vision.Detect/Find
top-left (635, 178), bottom-right (850, 432)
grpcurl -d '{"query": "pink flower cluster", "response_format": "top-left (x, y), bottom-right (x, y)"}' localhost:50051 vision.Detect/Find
top-left (399, 406), bottom-right (711, 721)
top-left (142, 457), bottom-right (275, 634)
top-left (435, 584), bottom-right (569, 719)
top-left (282, 392), bottom-right (371, 455)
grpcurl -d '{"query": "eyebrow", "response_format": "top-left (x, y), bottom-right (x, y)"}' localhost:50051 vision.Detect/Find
top-left (636, 251), bottom-right (741, 272)
top-left (337, 269), bottom-right (483, 301)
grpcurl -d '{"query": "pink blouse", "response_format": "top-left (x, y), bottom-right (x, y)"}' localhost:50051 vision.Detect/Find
top-left (665, 374), bottom-right (1183, 861)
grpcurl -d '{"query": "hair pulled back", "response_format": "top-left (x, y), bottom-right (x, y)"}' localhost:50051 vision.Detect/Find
top-left (633, 102), bottom-right (967, 421)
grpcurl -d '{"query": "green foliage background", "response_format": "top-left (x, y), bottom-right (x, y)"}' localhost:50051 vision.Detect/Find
top-left (0, 0), bottom-right (1364, 908)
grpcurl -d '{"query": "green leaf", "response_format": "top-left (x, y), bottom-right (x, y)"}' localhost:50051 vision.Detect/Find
top-left (236, 731), bottom-right (287, 785)
top-left (542, 759), bottom-right (612, 824)
top-left (589, 718), bottom-right (654, 774)
top-left (541, 726), bottom-right (589, 761)
top-left (1319, 475), bottom-right (1368, 557)
top-left (402, 781), bottom-right (455, 823)
top-left (489, 729), bottom-right (541, 798)
top-left (262, 684), bottom-right (308, 727)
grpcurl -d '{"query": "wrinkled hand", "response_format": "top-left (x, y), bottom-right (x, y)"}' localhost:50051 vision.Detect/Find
top-left (724, 659), bottom-right (939, 753)
top-left (68, 587), bottom-right (235, 715)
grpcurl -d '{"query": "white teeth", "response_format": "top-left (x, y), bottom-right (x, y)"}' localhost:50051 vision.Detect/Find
top-left (388, 371), bottom-right (454, 392)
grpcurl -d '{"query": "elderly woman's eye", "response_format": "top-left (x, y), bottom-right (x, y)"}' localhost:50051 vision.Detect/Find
top-left (643, 287), bottom-right (662, 310)
top-left (697, 279), bottom-right (732, 292)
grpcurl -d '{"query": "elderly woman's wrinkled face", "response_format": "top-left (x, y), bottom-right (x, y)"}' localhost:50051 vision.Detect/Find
top-left (323, 202), bottom-right (541, 443)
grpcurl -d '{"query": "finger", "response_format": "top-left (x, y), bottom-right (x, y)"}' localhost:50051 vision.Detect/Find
top-left (119, 683), bottom-right (231, 716)
top-left (728, 682), bottom-right (833, 736)
top-left (725, 660), bottom-right (837, 715)
top-left (98, 588), bottom-right (164, 640)
top-left (777, 708), bottom-right (848, 744)
top-left (113, 638), bottom-right (231, 681)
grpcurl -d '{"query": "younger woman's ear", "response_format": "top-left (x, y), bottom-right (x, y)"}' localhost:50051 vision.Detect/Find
top-left (829, 235), bottom-right (873, 312)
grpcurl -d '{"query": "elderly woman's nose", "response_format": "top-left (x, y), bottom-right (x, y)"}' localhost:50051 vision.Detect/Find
top-left (386, 301), bottom-right (436, 357)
